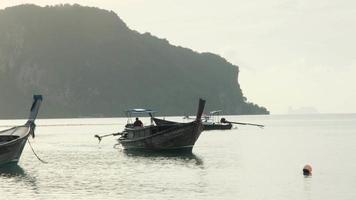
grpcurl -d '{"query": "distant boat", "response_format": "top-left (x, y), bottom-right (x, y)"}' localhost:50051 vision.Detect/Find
top-left (0, 95), bottom-right (43, 165)
top-left (183, 110), bottom-right (232, 131)
top-left (202, 110), bottom-right (232, 130)
top-left (203, 121), bottom-right (232, 130)
top-left (116, 99), bottom-right (206, 152)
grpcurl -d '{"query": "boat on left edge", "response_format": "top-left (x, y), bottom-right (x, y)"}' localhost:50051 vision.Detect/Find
top-left (0, 95), bottom-right (43, 166)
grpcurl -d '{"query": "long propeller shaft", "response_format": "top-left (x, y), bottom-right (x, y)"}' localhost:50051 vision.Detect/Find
top-left (221, 118), bottom-right (264, 128)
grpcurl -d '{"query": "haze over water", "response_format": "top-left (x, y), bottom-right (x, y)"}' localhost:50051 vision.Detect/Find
top-left (1, 114), bottom-right (355, 200)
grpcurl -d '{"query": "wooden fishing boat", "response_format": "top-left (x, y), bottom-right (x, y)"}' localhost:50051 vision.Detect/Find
top-left (201, 110), bottom-right (232, 130)
top-left (0, 95), bottom-right (43, 165)
top-left (182, 110), bottom-right (232, 131)
top-left (203, 121), bottom-right (232, 130)
top-left (117, 99), bottom-right (206, 152)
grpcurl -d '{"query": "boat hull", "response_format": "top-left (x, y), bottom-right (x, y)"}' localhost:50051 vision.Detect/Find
top-left (203, 123), bottom-right (232, 130)
top-left (0, 134), bottom-right (29, 165)
top-left (118, 122), bottom-right (203, 152)
top-left (0, 95), bottom-right (42, 166)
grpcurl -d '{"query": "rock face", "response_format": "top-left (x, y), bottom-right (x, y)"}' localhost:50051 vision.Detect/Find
top-left (0, 4), bottom-right (269, 118)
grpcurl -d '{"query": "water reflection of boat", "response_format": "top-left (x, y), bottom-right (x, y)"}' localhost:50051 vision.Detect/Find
top-left (123, 150), bottom-right (204, 166)
top-left (0, 95), bottom-right (43, 166)
top-left (0, 163), bottom-right (39, 190)
top-left (116, 99), bottom-right (206, 153)
top-left (0, 163), bottom-right (25, 176)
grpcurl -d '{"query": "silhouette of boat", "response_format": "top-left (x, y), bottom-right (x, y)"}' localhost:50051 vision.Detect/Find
top-left (202, 110), bottom-right (232, 130)
top-left (203, 121), bottom-right (232, 130)
top-left (0, 95), bottom-right (43, 165)
top-left (183, 110), bottom-right (232, 131)
top-left (117, 99), bottom-right (206, 152)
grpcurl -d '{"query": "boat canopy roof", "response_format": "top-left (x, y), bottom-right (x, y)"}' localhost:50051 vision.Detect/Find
top-left (126, 109), bottom-right (157, 114)
top-left (209, 110), bottom-right (222, 115)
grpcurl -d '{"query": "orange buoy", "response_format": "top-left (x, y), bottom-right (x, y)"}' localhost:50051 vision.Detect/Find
top-left (303, 164), bottom-right (312, 176)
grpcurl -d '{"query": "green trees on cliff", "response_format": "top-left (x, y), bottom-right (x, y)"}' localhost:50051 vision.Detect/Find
top-left (0, 4), bottom-right (268, 118)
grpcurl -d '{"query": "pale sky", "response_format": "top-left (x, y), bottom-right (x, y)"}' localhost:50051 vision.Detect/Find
top-left (1, 0), bottom-right (355, 114)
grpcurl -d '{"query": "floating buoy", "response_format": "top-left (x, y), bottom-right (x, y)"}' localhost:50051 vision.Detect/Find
top-left (303, 164), bottom-right (312, 176)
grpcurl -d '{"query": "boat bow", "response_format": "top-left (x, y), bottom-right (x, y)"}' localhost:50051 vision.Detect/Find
top-left (0, 95), bottom-right (43, 165)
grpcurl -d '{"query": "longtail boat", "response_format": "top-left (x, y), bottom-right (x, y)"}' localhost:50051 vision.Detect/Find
top-left (117, 99), bottom-right (206, 152)
top-left (202, 110), bottom-right (232, 130)
top-left (181, 110), bottom-right (232, 131)
top-left (0, 95), bottom-right (43, 165)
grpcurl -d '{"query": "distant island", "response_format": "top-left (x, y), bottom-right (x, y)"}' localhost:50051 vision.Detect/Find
top-left (0, 4), bottom-right (269, 118)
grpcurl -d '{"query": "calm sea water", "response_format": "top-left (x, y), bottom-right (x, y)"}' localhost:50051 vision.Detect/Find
top-left (0, 114), bottom-right (355, 200)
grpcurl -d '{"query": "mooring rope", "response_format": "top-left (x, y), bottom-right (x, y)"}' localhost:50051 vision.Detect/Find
top-left (27, 139), bottom-right (48, 164)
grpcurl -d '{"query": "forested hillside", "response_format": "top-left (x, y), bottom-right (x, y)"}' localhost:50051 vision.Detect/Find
top-left (0, 4), bottom-right (269, 118)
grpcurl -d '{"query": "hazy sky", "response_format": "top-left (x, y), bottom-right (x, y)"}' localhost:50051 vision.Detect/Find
top-left (1, 0), bottom-right (355, 114)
